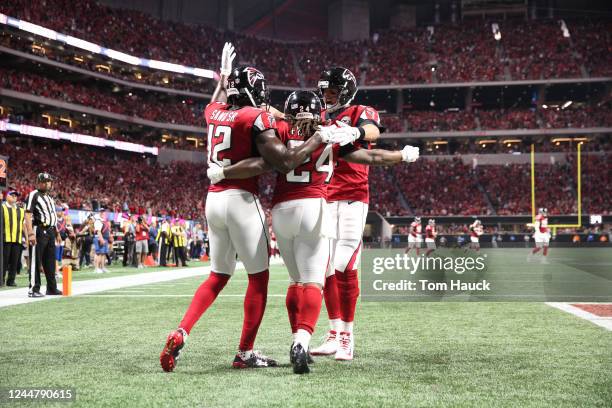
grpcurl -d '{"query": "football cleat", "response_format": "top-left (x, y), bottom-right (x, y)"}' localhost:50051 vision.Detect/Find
top-left (160, 328), bottom-right (187, 372)
top-left (291, 343), bottom-right (310, 374)
top-left (335, 331), bottom-right (354, 361)
top-left (289, 344), bottom-right (314, 364)
top-left (232, 350), bottom-right (278, 369)
top-left (310, 330), bottom-right (338, 356)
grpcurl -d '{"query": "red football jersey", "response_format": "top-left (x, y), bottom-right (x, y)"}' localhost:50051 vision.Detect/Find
top-left (271, 120), bottom-right (337, 206)
top-left (324, 105), bottom-right (383, 203)
top-left (425, 225), bottom-right (436, 239)
top-left (410, 222), bottom-right (422, 237)
top-left (204, 101), bottom-right (276, 195)
top-left (535, 214), bottom-right (549, 233)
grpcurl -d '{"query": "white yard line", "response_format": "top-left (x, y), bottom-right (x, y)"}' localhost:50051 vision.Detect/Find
top-left (546, 302), bottom-right (612, 331)
top-left (80, 294), bottom-right (287, 298)
top-left (0, 258), bottom-right (285, 309)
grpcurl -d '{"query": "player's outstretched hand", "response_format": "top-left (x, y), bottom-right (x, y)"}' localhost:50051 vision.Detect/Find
top-left (220, 42), bottom-right (236, 76)
top-left (207, 162), bottom-right (226, 184)
top-left (401, 145), bottom-right (419, 163)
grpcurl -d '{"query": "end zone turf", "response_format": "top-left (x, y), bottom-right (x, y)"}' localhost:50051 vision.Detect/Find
top-left (0, 264), bottom-right (610, 407)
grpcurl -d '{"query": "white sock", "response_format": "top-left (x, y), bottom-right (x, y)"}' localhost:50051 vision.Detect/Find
top-left (295, 329), bottom-right (312, 350)
top-left (239, 349), bottom-right (254, 359)
top-left (343, 321), bottom-right (354, 334)
top-left (330, 318), bottom-right (342, 333)
top-left (292, 332), bottom-right (297, 342)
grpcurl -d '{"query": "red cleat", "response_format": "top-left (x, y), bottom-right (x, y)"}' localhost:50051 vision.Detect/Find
top-left (160, 329), bottom-right (187, 372)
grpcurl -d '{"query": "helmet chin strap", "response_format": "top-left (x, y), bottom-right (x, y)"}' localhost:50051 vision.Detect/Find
top-left (244, 88), bottom-right (258, 107)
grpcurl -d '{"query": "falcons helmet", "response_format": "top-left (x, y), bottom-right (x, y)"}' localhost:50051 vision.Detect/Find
top-left (318, 67), bottom-right (357, 113)
top-left (227, 66), bottom-right (268, 107)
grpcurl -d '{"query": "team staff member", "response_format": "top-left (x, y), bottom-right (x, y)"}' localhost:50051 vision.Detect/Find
top-left (2, 189), bottom-right (25, 287)
top-left (24, 173), bottom-right (62, 297)
top-left (156, 217), bottom-right (171, 266)
top-left (171, 220), bottom-right (188, 267)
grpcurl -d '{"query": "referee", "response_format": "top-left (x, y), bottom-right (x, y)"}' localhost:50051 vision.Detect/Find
top-left (2, 189), bottom-right (25, 287)
top-left (24, 173), bottom-right (62, 297)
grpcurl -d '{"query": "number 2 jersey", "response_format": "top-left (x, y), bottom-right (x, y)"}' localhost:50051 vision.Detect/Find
top-left (204, 101), bottom-right (276, 195)
top-left (323, 104), bottom-right (384, 204)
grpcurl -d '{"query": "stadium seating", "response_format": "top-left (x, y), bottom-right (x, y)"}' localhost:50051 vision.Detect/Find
top-left (0, 68), bottom-right (205, 127)
top-left (1, 0), bottom-right (610, 85)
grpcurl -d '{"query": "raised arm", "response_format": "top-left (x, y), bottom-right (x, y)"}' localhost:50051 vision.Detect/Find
top-left (210, 42), bottom-right (236, 103)
top-left (255, 129), bottom-right (324, 174)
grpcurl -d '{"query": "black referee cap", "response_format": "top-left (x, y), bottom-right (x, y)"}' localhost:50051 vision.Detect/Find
top-left (37, 172), bottom-right (54, 183)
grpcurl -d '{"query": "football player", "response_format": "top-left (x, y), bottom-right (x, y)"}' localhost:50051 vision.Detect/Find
top-left (528, 208), bottom-right (550, 262)
top-left (424, 219), bottom-right (437, 256)
top-left (310, 66), bottom-right (385, 360)
top-left (405, 216), bottom-right (423, 256)
top-left (160, 43), bottom-right (332, 372)
top-left (468, 219), bottom-right (483, 252)
top-left (208, 91), bottom-right (419, 372)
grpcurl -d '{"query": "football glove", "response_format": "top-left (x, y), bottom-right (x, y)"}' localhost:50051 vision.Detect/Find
top-left (220, 42), bottom-right (236, 76)
top-left (329, 121), bottom-right (361, 146)
top-left (315, 125), bottom-right (336, 144)
top-left (401, 145), bottom-right (420, 163)
top-left (207, 162), bottom-right (225, 184)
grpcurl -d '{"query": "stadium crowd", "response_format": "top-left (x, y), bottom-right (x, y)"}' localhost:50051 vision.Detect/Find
top-left (1, 137), bottom-right (609, 219)
top-left (0, 138), bottom-right (208, 218)
top-left (0, 68), bottom-right (205, 127)
top-left (1, 0), bottom-right (610, 88)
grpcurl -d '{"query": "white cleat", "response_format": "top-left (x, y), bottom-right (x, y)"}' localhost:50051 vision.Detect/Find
top-left (310, 330), bottom-right (339, 356)
top-left (335, 331), bottom-right (354, 361)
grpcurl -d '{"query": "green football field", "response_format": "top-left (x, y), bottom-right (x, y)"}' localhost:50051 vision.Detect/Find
top-left (0, 259), bottom-right (611, 407)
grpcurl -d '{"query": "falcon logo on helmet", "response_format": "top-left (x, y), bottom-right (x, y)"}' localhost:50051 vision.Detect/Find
top-left (227, 65), bottom-right (269, 108)
top-left (245, 67), bottom-right (264, 87)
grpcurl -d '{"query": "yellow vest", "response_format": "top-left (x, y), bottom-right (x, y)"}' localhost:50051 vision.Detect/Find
top-left (171, 226), bottom-right (186, 247)
top-left (2, 203), bottom-right (25, 244)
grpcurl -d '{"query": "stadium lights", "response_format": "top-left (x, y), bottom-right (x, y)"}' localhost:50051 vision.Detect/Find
top-left (0, 12), bottom-right (215, 79)
top-left (561, 101), bottom-right (573, 109)
top-left (502, 139), bottom-right (521, 144)
top-left (41, 114), bottom-right (51, 125)
top-left (0, 119), bottom-right (158, 155)
top-left (73, 56), bottom-right (84, 63)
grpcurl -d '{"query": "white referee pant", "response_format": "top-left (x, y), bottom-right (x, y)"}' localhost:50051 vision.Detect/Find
top-left (325, 200), bottom-right (368, 278)
top-left (205, 190), bottom-right (269, 276)
top-left (272, 198), bottom-right (330, 286)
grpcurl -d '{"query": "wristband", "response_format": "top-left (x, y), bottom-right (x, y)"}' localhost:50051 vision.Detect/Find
top-left (357, 127), bottom-right (366, 140)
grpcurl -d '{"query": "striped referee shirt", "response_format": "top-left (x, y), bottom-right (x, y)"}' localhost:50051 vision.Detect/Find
top-left (26, 189), bottom-right (58, 228)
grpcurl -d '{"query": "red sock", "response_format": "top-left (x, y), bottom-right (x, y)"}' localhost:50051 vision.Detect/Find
top-left (416, 248), bottom-right (420, 256)
top-left (179, 272), bottom-right (229, 334)
top-left (425, 249), bottom-right (434, 256)
top-left (297, 285), bottom-right (323, 334)
top-left (239, 270), bottom-right (269, 351)
top-left (532, 247), bottom-right (541, 254)
top-left (543, 246), bottom-right (548, 256)
top-left (335, 269), bottom-right (359, 323)
top-left (286, 284), bottom-right (303, 334)
top-left (323, 275), bottom-right (341, 321)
